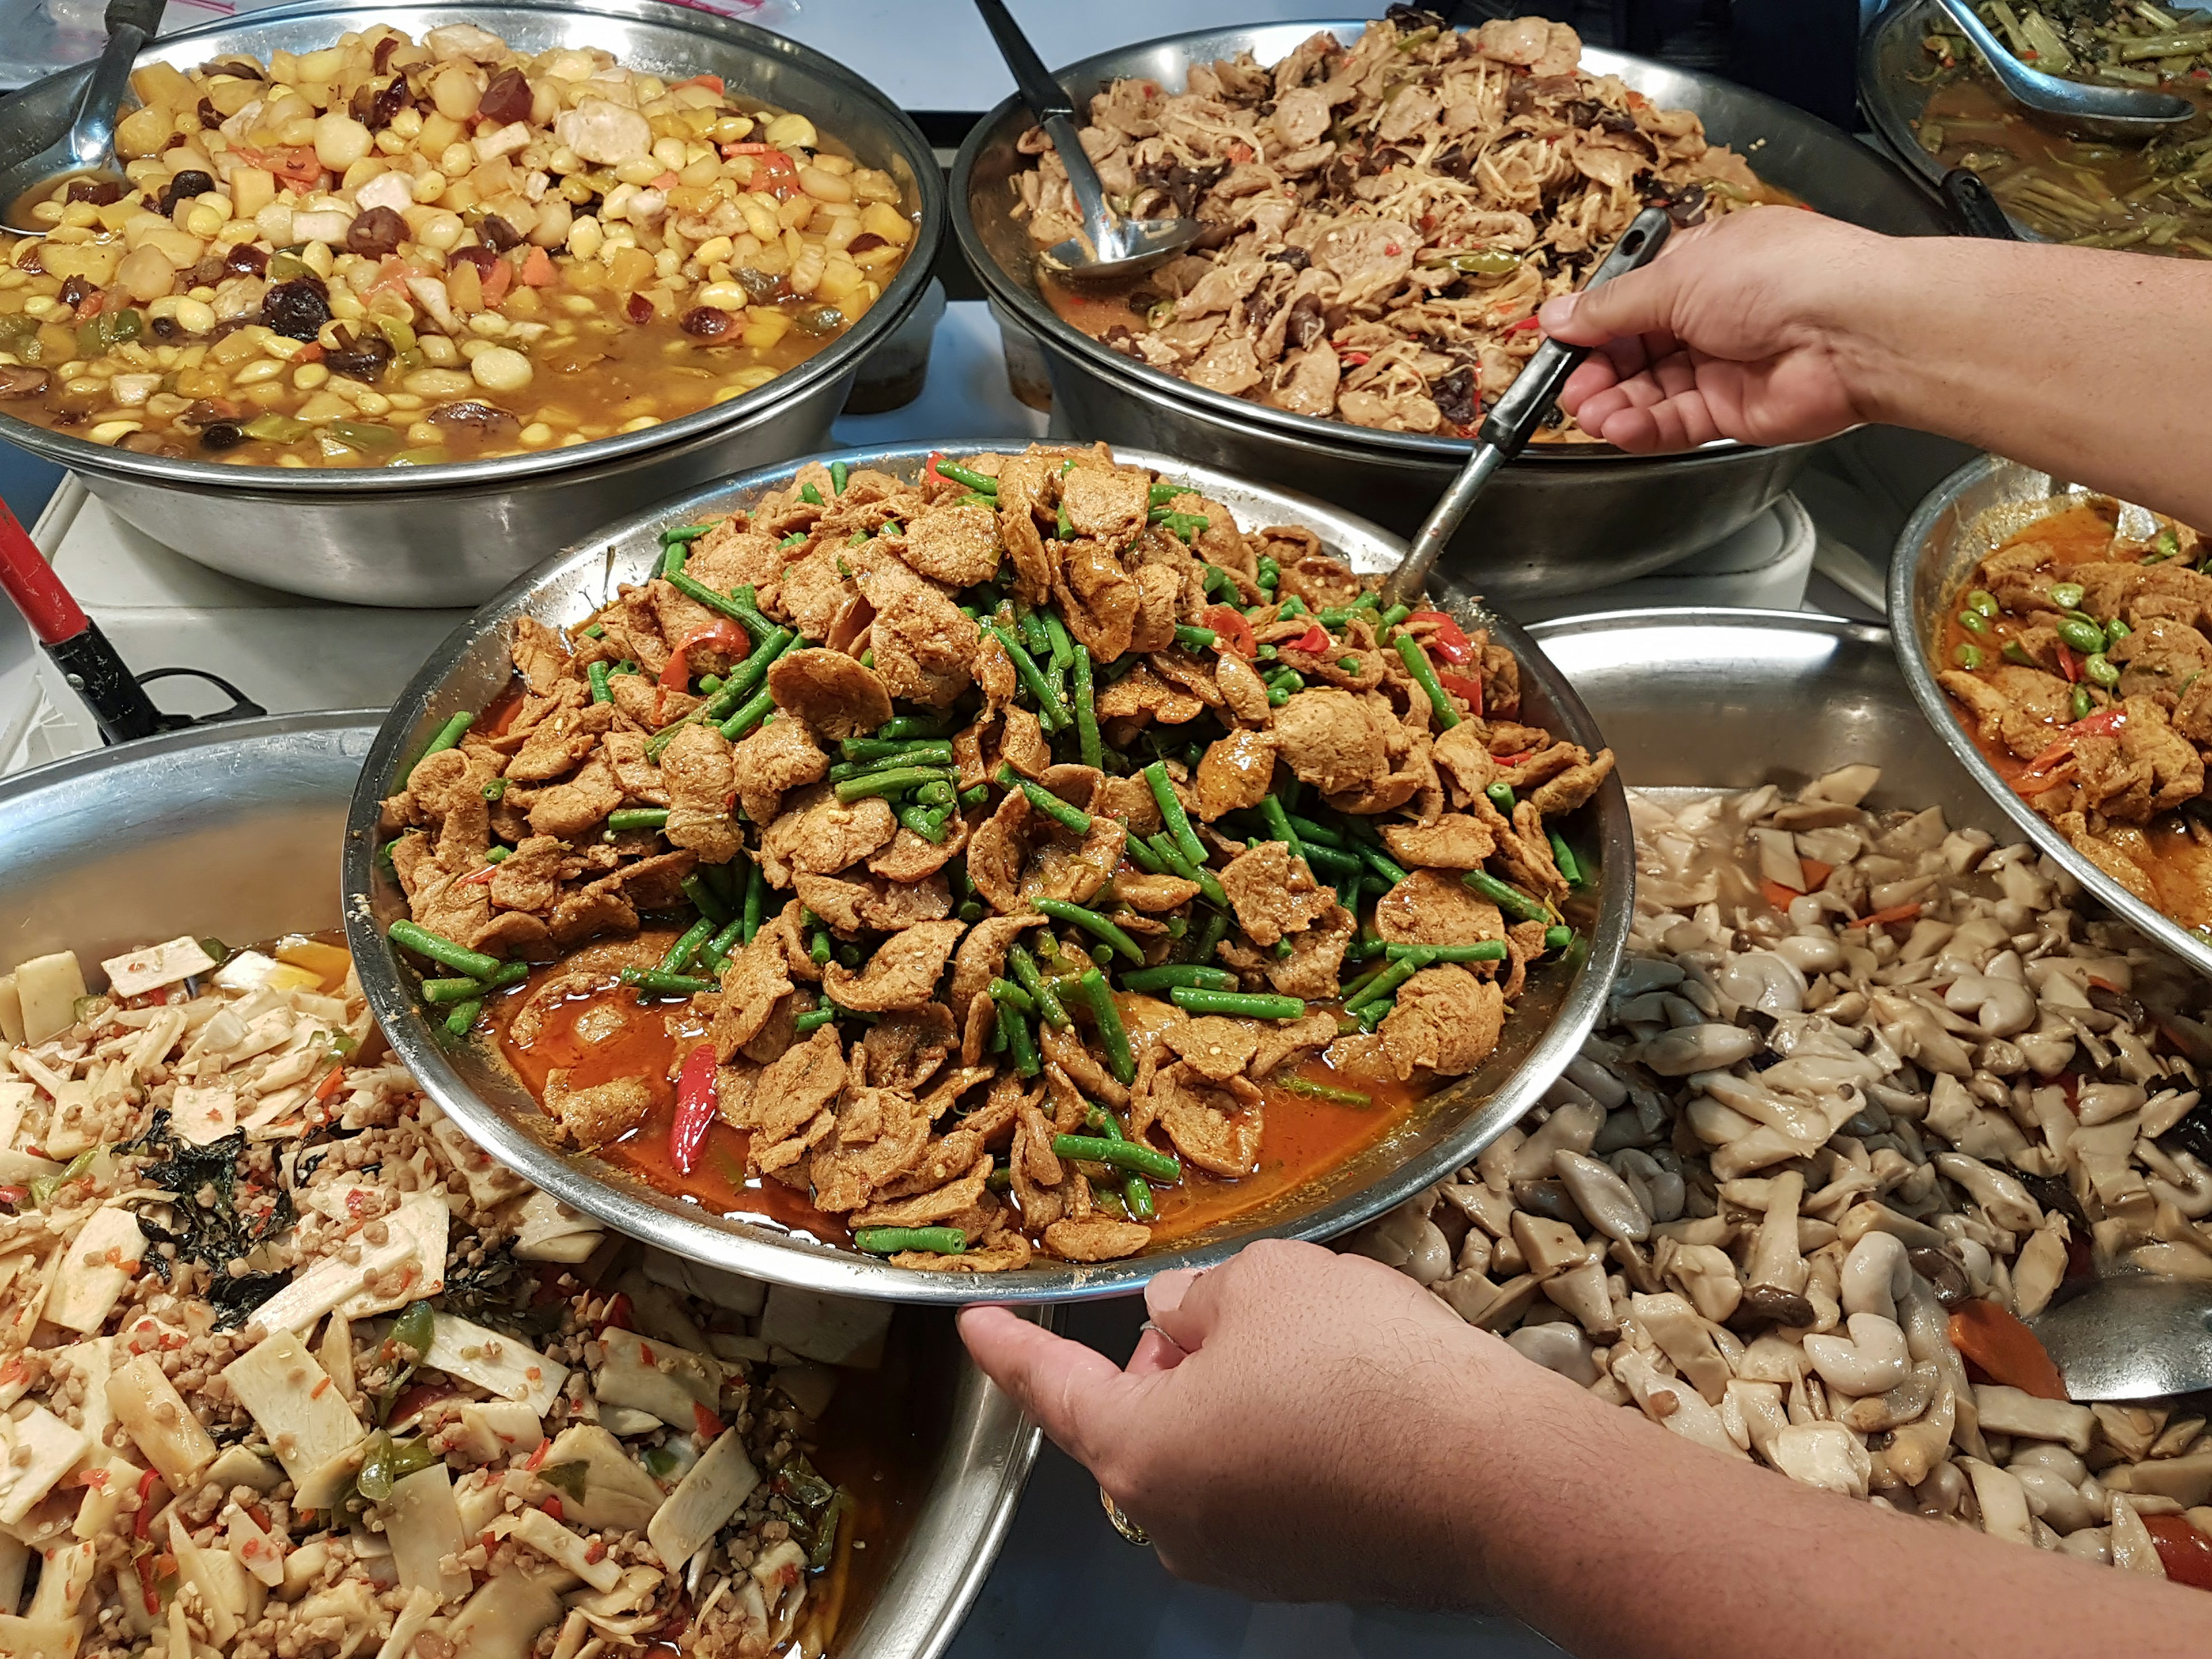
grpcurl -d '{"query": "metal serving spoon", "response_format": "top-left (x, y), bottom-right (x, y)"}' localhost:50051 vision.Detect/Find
top-left (0, 0), bottom-right (166, 237)
top-left (973, 0), bottom-right (1201, 281)
top-left (1931, 0), bottom-right (2192, 139)
top-left (1379, 206), bottom-right (1673, 612)
top-left (2032, 1276), bottom-right (2212, 1400)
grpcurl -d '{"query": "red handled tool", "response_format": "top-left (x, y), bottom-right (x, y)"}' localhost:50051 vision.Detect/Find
top-left (0, 495), bottom-right (170, 744)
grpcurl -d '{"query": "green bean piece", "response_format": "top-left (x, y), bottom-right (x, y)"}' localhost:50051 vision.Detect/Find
top-left (830, 743), bottom-right (959, 780)
top-left (681, 873), bottom-right (730, 926)
top-left (588, 660), bottom-right (612, 704)
top-left (658, 541), bottom-right (688, 579)
top-left (1033, 897), bottom-right (1144, 964)
top-left (959, 784), bottom-right (990, 809)
top-left (1965, 588), bottom-right (2000, 618)
top-left (1383, 941), bottom-right (1506, 963)
top-left (1957, 609), bottom-right (1992, 637)
top-left (988, 978), bottom-right (1037, 1014)
top-left (835, 766), bottom-right (954, 804)
top-left (619, 967), bottom-right (717, 998)
top-left (1256, 554), bottom-right (1280, 591)
top-left (1344, 953), bottom-right (1429, 1014)
top-left (1547, 830), bottom-right (1582, 888)
top-left (1276, 1074), bottom-right (1373, 1108)
top-left (2085, 651), bottom-right (2122, 687)
top-left (1044, 609), bottom-right (1075, 673)
top-left (1258, 794), bottom-right (1302, 859)
top-left (419, 712), bottom-right (474, 760)
top-left (2071, 684), bottom-right (2096, 721)
top-left (809, 927), bottom-right (832, 967)
top-left (719, 686), bottom-right (778, 742)
top-left (1378, 602), bottom-right (1411, 630)
top-left (1999, 639), bottom-right (2034, 667)
top-left (660, 523), bottom-right (712, 548)
top-left (607, 808), bottom-right (669, 832)
top-left (1017, 608), bottom-right (1052, 660)
top-left (854, 1226), bottom-right (967, 1256)
top-left (1121, 831), bottom-right (1167, 875)
top-left (800, 482), bottom-right (823, 506)
top-left (389, 921), bottom-right (502, 980)
top-left (935, 459), bottom-right (999, 494)
top-left (1486, 784), bottom-right (1518, 817)
top-left (1072, 643), bottom-right (1103, 770)
top-left (1007, 945), bottom-right (1072, 1029)
top-left (1141, 761), bottom-right (1209, 869)
top-left (878, 715), bottom-right (951, 741)
top-left (726, 584), bottom-right (780, 642)
top-left (1394, 634), bottom-right (1463, 729)
top-left (2148, 527), bottom-right (2180, 563)
top-left (1173, 624), bottom-right (1218, 653)
top-left (661, 918), bottom-right (718, 975)
top-left (1145, 827), bottom-right (1228, 907)
top-left (696, 673), bottom-right (724, 697)
top-left (842, 735), bottom-right (953, 764)
top-left (1124, 1177), bottom-right (1157, 1221)
top-left (1353, 842), bottom-right (1411, 887)
top-left (1192, 906), bottom-right (1232, 964)
top-left (780, 531), bottom-right (808, 550)
top-left (1075, 969), bottom-right (1137, 1085)
top-left (915, 781), bottom-right (956, 809)
top-left (2049, 581), bottom-right (2086, 611)
top-left (700, 916), bottom-right (745, 974)
top-left (999, 1000), bottom-right (1041, 1078)
top-left (1464, 868), bottom-right (1550, 924)
top-left (666, 569), bottom-right (765, 638)
top-left (1167, 987), bottom-right (1306, 1020)
top-left (420, 960), bottom-right (529, 1002)
top-left (1012, 776), bottom-right (1092, 835)
top-left (793, 1006), bottom-right (837, 1035)
top-left (1544, 925), bottom-right (1574, 953)
top-left (1955, 642), bottom-right (1986, 671)
top-left (989, 625), bottom-right (1071, 731)
top-left (2056, 616), bottom-right (2107, 655)
top-left (724, 862), bottom-right (757, 948)
top-left (829, 460), bottom-right (849, 494)
top-left (1286, 813), bottom-right (1347, 847)
top-left (1051, 1134), bottom-right (1179, 1182)
top-left (2107, 618), bottom-right (2132, 642)
top-left (444, 999), bottom-right (482, 1037)
top-left (898, 804), bottom-right (950, 843)
top-left (1296, 839), bottom-right (1362, 878)
top-left (1278, 594), bottom-right (1308, 619)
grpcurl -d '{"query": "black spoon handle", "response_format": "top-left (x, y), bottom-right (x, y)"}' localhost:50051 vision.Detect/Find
top-left (973, 0), bottom-right (1073, 122)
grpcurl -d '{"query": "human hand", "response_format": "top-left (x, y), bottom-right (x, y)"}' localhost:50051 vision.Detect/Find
top-left (959, 1238), bottom-right (1551, 1609)
top-left (1541, 206), bottom-right (1898, 452)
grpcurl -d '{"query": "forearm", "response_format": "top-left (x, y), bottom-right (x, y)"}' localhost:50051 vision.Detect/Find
top-left (1835, 233), bottom-right (2212, 527)
top-left (1434, 1353), bottom-right (2201, 1659)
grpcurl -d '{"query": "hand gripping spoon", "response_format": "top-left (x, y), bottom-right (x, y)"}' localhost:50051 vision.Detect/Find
top-left (1380, 206), bottom-right (1673, 612)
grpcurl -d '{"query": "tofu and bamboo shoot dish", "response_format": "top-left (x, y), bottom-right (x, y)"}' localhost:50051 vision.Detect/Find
top-left (1934, 498), bottom-right (2212, 931)
top-left (374, 444), bottom-right (1615, 1270)
top-left (0, 25), bottom-right (914, 468)
top-left (1363, 770), bottom-right (2212, 1586)
top-left (0, 933), bottom-right (919, 1658)
top-left (1021, 11), bottom-right (1772, 437)
top-left (1916, 2), bottom-right (2212, 256)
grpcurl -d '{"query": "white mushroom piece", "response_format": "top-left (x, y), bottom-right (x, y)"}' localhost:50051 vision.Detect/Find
top-left (1363, 763), bottom-right (2212, 1578)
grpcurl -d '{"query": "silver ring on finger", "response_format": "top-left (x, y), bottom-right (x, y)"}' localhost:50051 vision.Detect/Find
top-left (1099, 1484), bottom-right (1152, 1547)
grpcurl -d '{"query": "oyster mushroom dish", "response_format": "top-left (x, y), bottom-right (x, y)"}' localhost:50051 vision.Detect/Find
top-left (1359, 767), bottom-right (2212, 1585)
top-left (1935, 497), bottom-right (2212, 930)
top-left (1020, 11), bottom-right (1779, 438)
top-left (0, 931), bottom-right (929, 1657)
top-left (373, 444), bottom-right (1616, 1270)
top-left (0, 24), bottom-right (914, 467)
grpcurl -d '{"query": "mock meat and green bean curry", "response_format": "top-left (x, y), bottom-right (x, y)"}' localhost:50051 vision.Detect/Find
top-left (0, 24), bottom-right (914, 468)
top-left (0, 930), bottom-right (927, 1658)
top-left (374, 444), bottom-right (1616, 1269)
top-left (1936, 499), bottom-right (2212, 931)
top-left (1020, 12), bottom-right (1775, 439)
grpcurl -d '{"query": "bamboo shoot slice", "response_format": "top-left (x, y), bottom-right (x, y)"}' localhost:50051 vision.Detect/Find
top-left (0, 1404), bottom-right (90, 1525)
top-left (47, 1208), bottom-right (145, 1334)
top-left (0, 1615), bottom-right (81, 1659)
top-left (373, 1585), bottom-right (441, 1659)
top-left (219, 1331), bottom-right (365, 1499)
top-left (594, 1326), bottom-right (721, 1427)
top-left (646, 1428), bottom-right (759, 1572)
top-left (107, 1352), bottom-right (217, 1489)
top-left (511, 1505), bottom-right (621, 1593)
top-left (442, 1564), bottom-right (571, 1659)
top-left (14, 952), bottom-right (86, 1045)
top-left (101, 938), bottom-right (216, 1000)
top-left (425, 1313), bottom-right (567, 1415)
top-left (386, 1463), bottom-right (471, 1605)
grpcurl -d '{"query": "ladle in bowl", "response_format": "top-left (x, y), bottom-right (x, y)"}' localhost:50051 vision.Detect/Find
top-left (2032, 1275), bottom-right (2212, 1401)
top-left (0, 0), bottom-right (166, 237)
top-left (1931, 0), bottom-right (2193, 139)
top-left (972, 0), bottom-right (1200, 281)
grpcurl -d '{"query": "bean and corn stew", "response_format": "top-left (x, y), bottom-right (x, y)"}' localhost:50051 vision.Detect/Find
top-left (374, 444), bottom-right (1616, 1269)
top-left (0, 25), bottom-right (915, 468)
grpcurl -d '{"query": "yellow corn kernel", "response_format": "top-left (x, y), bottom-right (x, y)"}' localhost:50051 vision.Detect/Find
top-left (763, 113), bottom-right (817, 149)
top-left (293, 362), bottom-right (329, 391)
top-left (234, 359), bottom-right (284, 385)
top-left (406, 421), bottom-right (441, 444)
top-left (88, 420), bottom-right (143, 445)
top-left (354, 391), bottom-right (392, 415)
top-left (567, 215), bottom-right (604, 260)
top-left (518, 422), bottom-right (553, 446)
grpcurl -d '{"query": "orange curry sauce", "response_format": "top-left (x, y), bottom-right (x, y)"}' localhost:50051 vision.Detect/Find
top-left (1938, 500), bottom-right (2212, 930)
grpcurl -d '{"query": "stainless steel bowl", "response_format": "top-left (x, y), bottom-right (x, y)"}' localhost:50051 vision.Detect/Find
top-left (1533, 605), bottom-right (2010, 832)
top-left (0, 0), bottom-right (944, 608)
top-left (1860, 0), bottom-right (2038, 240)
top-left (1888, 453), bottom-right (2212, 979)
top-left (0, 713), bottom-right (1042, 1659)
top-left (951, 21), bottom-right (1950, 604)
top-left (344, 440), bottom-right (1634, 1303)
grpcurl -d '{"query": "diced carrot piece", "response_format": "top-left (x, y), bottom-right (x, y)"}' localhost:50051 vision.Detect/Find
top-left (1949, 1300), bottom-right (2068, 1401)
top-left (1759, 879), bottom-right (1802, 912)
top-left (520, 246), bottom-right (555, 287)
top-left (1800, 858), bottom-right (1834, 888)
top-left (1857, 900), bottom-right (1927, 928)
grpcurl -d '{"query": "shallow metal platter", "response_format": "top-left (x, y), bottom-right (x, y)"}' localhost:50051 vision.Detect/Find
top-left (345, 440), bottom-right (1634, 1303)
top-left (1888, 452), bottom-right (2212, 981)
top-left (0, 714), bottom-right (1041, 1659)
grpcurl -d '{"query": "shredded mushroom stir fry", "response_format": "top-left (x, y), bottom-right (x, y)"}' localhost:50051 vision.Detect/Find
top-left (376, 444), bottom-right (1615, 1268)
top-left (1021, 9), bottom-right (1766, 435)
top-left (1359, 768), bottom-right (2212, 1583)
top-left (0, 934), bottom-right (900, 1658)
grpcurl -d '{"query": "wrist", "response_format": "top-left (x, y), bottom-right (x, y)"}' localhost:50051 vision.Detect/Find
top-left (1808, 225), bottom-right (1954, 431)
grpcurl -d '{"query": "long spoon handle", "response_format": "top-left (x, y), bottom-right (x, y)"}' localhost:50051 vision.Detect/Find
top-left (68, 0), bottom-right (167, 172)
top-left (1381, 206), bottom-right (1673, 610)
top-left (972, 0), bottom-right (1113, 241)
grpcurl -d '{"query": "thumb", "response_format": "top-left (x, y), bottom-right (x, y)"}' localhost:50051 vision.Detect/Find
top-left (1537, 256), bottom-right (1687, 348)
top-left (957, 1305), bottom-right (1132, 1465)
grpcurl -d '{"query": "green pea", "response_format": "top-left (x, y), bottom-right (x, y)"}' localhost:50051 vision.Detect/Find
top-left (1953, 641), bottom-right (1984, 670)
top-left (1958, 609), bottom-right (1991, 636)
top-left (2056, 617), bottom-right (2107, 654)
top-left (1965, 588), bottom-right (2000, 618)
top-left (2072, 684), bottom-right (2094, 721)
top-left (2085, 652), bottom-right (2122, 687)
top-left (2050, 581), bottom-right (2085, 610)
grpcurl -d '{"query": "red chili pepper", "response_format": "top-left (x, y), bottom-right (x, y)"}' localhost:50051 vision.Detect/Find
top-left (1339, 350), bottom-right (1370, 366)
top-left (694, 1400), bottom-right (726, 1439)
top-left (671, 1043), bottom-right (719, 1176)
top-left (2070, 707), bottom-right (2127, 738)
top-left (1406, 609), bottom-right (1473, 663)
top-left (540, 1496), bottom-right (564, 1522)
top-left (0, 1185), bottom-right (24, 1208)
top-left (1199, 604), bottom-right (1256, 659)
top-left (1494, 751), bottom-right (1532, 767)
top-left (660, 620), bottom-right (751, 692)
top-left (1435, 669), bottom-right (1484, 715)
top-left (524, 1437), bottom-right (552, 1471)
top-left (459, 862), bottom-right (500, 887)
top-left (1228, 141), bottom-right (1255, 165)
top-left (312, 1064), bottom-right (348, 1105)
top-left (134, 1468), bottom-right (160, 1538)
top-left (597, 1291), bottom-right (634, 1339)
top-left (135, 1554), bottom-right (159, 1615)
top-left (1506, 316), bottom-right (1542, 333)
top-left (2055, 639), bottom-right (2080, 683)
top-left (1291, 623), bottom-right (1331, 654)
top-left (2146, 1514), bottom-right (2212, 1590)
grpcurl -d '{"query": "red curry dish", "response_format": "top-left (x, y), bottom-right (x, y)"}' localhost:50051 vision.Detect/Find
top-left (1019, 12), bottom-right (1773, 439)
top-left (376, 444), bottom-right (1613, 1269)
top-left (1936, 500), bottom-right (2212, 929)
